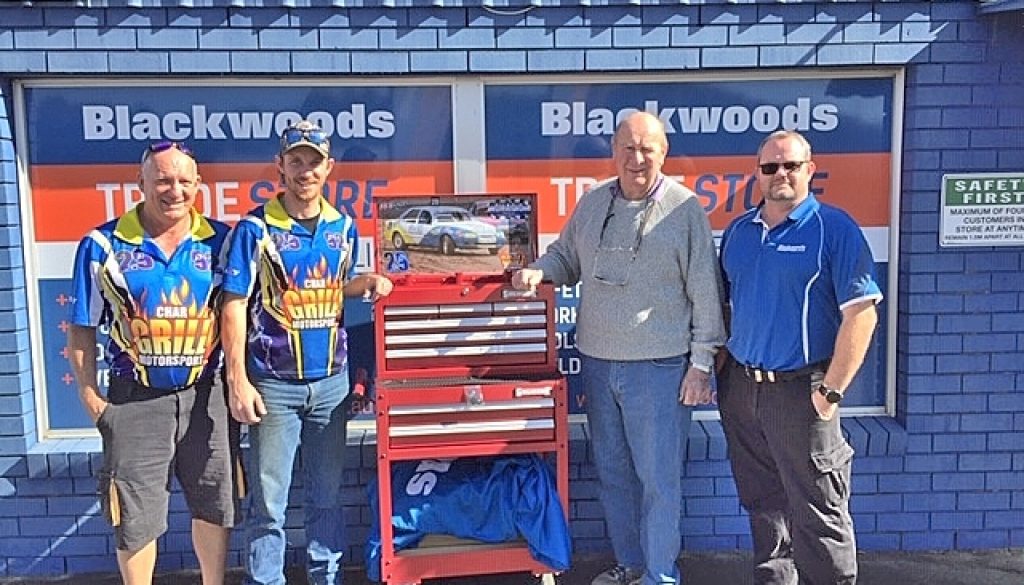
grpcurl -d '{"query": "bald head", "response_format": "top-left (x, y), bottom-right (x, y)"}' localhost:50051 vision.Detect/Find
top-left (612, 112), bottom-right (669, 200)
top-left (141, 146), bottom-right (198, 180)
top-left (614, 112), bottom-right (669, 152)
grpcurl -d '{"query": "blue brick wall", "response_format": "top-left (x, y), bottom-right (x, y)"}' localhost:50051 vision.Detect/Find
top-left (894, 2), bottom-right (1024, 554)
top-left (1, 0), bottom-right (1023, 577)
top-left (0, 75), bottom-right (34, 463)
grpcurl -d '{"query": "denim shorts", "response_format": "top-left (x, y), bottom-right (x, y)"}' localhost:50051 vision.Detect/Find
top-left (96, 376), bottom-right (243, 552)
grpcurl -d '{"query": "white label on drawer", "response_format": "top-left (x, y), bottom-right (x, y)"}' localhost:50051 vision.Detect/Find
top-left (502, 288), bottom-right (537, 299)
top-left (514, 385), bottom-right (552, 398)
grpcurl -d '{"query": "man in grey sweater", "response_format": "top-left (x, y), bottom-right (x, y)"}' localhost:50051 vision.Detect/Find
top-left (512, 112), bottom-right (725, 585)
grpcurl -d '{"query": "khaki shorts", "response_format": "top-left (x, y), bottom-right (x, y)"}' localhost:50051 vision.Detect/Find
top-left (96, 376), bottom-right (243, 552)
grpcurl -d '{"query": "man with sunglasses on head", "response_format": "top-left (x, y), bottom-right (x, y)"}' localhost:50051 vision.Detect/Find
top-left (221, 119), bottom-right (393, 585)
top-left (67, 142), bottom-right (241, 585)
top-left (717, 130), bottom-right (882, 585)
top-left (511, 112), bottom-right (725, 585)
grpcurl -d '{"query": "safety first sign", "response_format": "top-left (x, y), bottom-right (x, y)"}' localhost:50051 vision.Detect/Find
top-left (940, 173), bottom-right (1024, 247)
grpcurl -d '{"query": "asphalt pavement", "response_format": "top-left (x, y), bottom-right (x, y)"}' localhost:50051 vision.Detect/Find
top-left (2, 550), bottom-right (1023, 585)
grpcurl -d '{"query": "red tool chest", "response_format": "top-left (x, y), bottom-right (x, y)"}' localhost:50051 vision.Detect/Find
top-left (371, 194), bottom-right (569, 585)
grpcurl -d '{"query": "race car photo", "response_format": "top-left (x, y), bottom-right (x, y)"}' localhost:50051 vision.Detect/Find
top-left (383, 205), bottom-right (507, 255)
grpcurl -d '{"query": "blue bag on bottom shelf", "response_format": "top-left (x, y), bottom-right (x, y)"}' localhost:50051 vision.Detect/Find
top-left (365, 454), bottom-right (572, 581)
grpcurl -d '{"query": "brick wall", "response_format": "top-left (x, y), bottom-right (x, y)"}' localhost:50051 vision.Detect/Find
top-left (1, 0), bottom-right (1022, 577)
top-left (895, 3), bottom-right (1024, 551)
top-left (0, 71), bottom-right (36, 462)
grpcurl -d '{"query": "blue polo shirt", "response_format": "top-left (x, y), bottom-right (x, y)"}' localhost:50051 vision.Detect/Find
top-left (719, 195), bottom-right (882, 371)
top-left (70, 207), bottom-right (231, 390)
top-left (222, 195), bottom-right (358, 381)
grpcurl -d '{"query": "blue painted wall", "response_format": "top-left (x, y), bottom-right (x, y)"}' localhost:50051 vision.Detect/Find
top-left (1, 0), bottom-right (1022, 577)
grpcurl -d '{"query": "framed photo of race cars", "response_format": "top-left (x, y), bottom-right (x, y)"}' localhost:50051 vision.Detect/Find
top-left (374, 193), bottom-right (539, 277)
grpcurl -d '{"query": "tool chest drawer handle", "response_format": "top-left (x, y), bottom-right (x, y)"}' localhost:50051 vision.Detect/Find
top-left (384, 314), bottom-right (547, 331)
top-left (389, 418), bottom-right (555, 437)
top-left (388, 397), bottom-right (555, 415)
top-left (385, 329), bottom-right (547, 346)
top-left (383, 301), bottom-right (548, 317)
top-left (385, 343), bottom-right (549, 359)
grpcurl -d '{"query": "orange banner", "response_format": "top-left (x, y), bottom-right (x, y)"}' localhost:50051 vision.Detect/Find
top-left (31, 154), bottom-right (889, 242)
top-left (487, 153), bottom-right (891, 232)
top-left (30, 162), bottom-right (454, 242)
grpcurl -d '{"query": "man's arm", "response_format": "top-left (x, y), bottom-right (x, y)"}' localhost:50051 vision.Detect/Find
top-left (824, 299), bottom-right (879, 391)
top-left (67, 324), bottom-right (106, 423)
top-left (680, 201), bottom-right (726, 405)
top-left (683, 202), bottom-right (727, 374)
top-left (522, 182), bottom-right (610, 289)
top-left (812, 299), bottom-right (878, 420)
top-left (221, 293), bottom-right (265, 424)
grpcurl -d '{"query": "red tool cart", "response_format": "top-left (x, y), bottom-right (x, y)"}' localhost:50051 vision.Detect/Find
top-left (370, 193), bottom-right (569, 585)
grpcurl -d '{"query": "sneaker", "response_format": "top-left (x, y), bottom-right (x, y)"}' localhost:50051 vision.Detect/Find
top-left (591, 565), bottom-right (643, 585)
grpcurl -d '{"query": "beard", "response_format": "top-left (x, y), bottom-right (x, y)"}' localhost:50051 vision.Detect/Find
top-left (764, 183), bottom-right (798, 202)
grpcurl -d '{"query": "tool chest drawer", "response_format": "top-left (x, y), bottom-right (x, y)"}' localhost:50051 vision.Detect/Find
top-left (369, 193), bottom-right (569, 585)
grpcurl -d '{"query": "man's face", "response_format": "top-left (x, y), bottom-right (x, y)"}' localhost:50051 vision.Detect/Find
top-left (277, 147), bottom-right (334, 204)
top-left (612, 117), bottom-right (668, 200)
top-left (756, 137), bottom-right (816, 205)
top-left (138, 148), bottom-right (200, 227)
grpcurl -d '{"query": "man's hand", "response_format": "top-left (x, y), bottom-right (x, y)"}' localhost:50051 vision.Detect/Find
top-left (511, 268), bottom-right (543, 291)
top-left (810, 390), bottom-right (839, 421)
top-left (364, 274), bottom-right (394, 302)
top-left (679, 366), bottom-right (713, 406)
top-left (80, 389), bottom-right (108, 424)
top-left (229, 377), bottom-right (267, 425)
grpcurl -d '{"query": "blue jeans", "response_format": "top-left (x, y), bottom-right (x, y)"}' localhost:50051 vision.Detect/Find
top-left (582, 354), bottom-right (692, 585)
top-left (244, 370), bottom-right (350, 585)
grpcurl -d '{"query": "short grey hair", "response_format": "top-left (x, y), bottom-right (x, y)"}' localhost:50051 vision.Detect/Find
top-left (757, 130), bottom-right (812, 161)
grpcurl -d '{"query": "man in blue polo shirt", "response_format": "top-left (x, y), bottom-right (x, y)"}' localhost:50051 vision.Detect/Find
top-left (718, 130), bottom-right (882, 585)
top-left (221, 119), bottom-right (392, 585)
top-left (68, 142), bottom-right (240, 585)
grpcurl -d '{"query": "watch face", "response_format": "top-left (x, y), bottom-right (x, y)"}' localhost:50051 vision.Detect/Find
top-left (818, 384), bottom-right (843, 404)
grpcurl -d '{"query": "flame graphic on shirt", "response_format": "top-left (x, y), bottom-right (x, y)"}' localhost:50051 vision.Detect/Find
top-left (281, 256), bottom-right (343, 330)
top-left (129, 280), bottom-right (216, 366)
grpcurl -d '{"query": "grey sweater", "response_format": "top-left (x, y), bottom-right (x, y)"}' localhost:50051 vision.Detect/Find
top-left (532, 176), bottom-right (725, 370)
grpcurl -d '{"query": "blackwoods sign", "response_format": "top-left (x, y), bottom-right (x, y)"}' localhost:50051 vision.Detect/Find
top-left (18, 74), bottom-right (895, 433)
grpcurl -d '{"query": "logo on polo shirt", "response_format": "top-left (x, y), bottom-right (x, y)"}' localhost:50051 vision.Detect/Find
top-left (324, 232), bottom-right (347, 251)
top-left (281, 255), bottom-right (343, 330)
top-left (131, 283), bottom-right (216, 368)
top-left (116, 250), bottom-right (155, 272)
top-left (776, 244), bottom-right (807, 253)
top-left (191, 250), bottom-right (212, 271)
top-left (272, 232), bottom-right (302, 252)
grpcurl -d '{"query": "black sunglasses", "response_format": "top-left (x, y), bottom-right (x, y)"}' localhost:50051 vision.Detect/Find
top-left (280, 127), bottom-right (330, 150)
top-left (141, 141), bottom-right (194, 164)
top-left (759, 161), bottom-right (807, 175)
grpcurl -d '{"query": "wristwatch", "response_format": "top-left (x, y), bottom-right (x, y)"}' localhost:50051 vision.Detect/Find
top-left (817, 383), bottom-right (844, 404)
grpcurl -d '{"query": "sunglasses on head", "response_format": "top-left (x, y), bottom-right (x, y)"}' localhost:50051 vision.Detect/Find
top-left (759, 161), bottom-right (808, 175)
top-left (281, 127), bottom-right (329, 149)
top-left (141, 141), bottom-right (194, 164)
